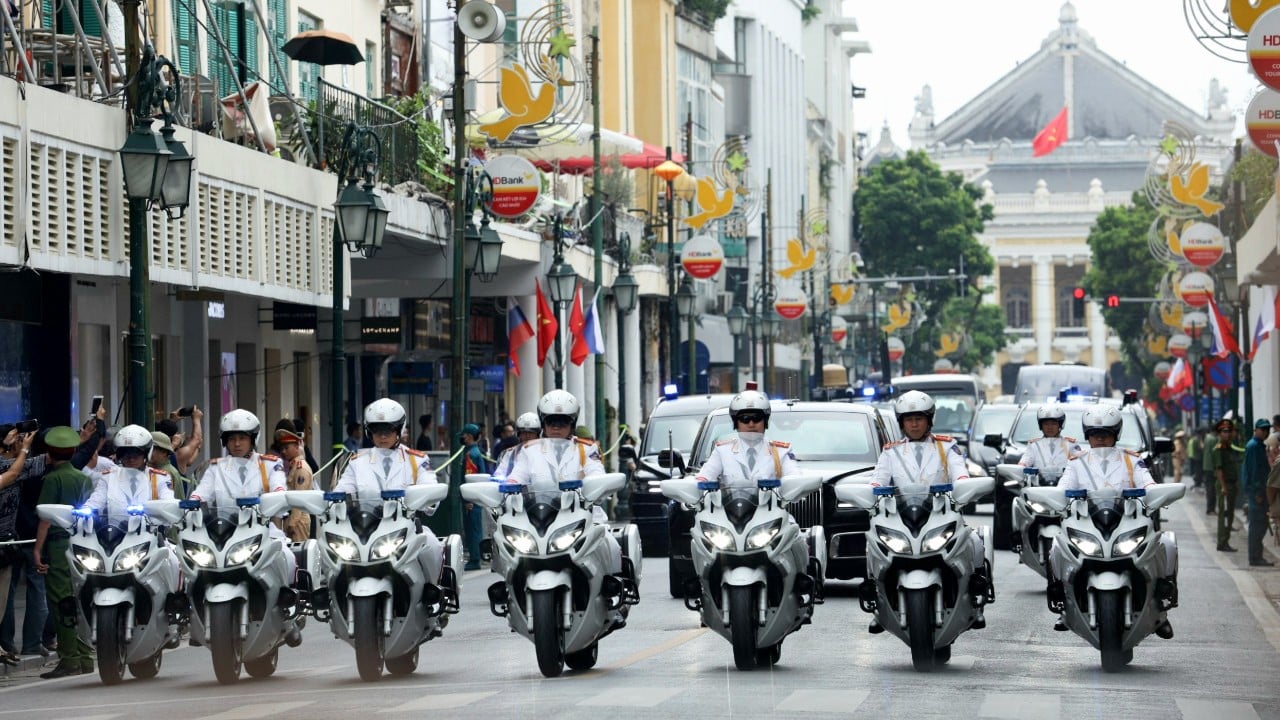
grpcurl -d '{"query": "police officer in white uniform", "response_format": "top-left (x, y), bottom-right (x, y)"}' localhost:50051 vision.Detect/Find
top-left (694, 390), bottom-right (799, 489)
top-left (495, 412), bottom-right (541, 478)
top-left (84, 425), bottom-right (175, 520)
top-left (1019, 404), bottom-right (1080, 473)
top-left (1050, 405), bottom-right (1177, 639)
top-left (869, 390), bottom-right (993, 630)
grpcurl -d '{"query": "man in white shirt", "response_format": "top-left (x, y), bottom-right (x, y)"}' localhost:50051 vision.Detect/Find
top-left (695, 391), bottom-right (799, 489)
top-left (83, 425), bottom-right (175, 520)
top-left (1019, 403), bottom-right (1081, 473)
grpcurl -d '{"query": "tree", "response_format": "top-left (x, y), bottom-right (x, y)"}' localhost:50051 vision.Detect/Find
top-left (854, 151), bottom-right (1001, 374)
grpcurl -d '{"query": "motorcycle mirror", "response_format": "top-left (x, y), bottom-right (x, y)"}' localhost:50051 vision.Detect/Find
top-left (286, 490), bottom-right (327, 515)
top-left (36, 504), bottom-right (76, 531)
top-left (983, 433), bottom-right (1004, 450)
top-left (657, 449), bottom-right (686, 474)
top-left (659, 478), bottom-right (703, 505)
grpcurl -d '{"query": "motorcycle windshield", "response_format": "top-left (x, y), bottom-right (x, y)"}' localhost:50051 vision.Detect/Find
top-left (1037, 468), bottom-right (1064, 486)
top-left (719, 488), bottom-right (760, 533)
top-left (1085, 489), bottom-right (1125, 540)
top-left (895, 483), bottom-right (933, 536)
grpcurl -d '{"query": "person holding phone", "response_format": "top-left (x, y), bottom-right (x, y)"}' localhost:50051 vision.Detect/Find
top-left (168, 405), bottom-right (204, 477)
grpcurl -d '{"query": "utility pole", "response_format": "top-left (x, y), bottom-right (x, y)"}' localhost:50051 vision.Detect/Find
top-left (121, 0), bottom-right (153, 427)
top-left (684, 105), bottom-right (696, 392)
top-left (590, 28), bottom-right (605, 440)
top-left (765, 169), bottom-right (774, 386)
top-left (441, 18), bottom-right (468, 536)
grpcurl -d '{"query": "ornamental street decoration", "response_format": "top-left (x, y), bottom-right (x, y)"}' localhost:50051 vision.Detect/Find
top-left (881, 301), bottom-right (911, 333)
top-left (1248, 7), bottom-right (1280, 91)
top-left (682, 176), bottom-right (735, 230)
top-left (1154, 360), bottom-right (1172, 381)
top-left (1181, 310), bottom-right (1210, 337)
top-left (776, 237), bottom-right (817, 279)
top-left (774, 288), bottom-right (808, 320)
top-left (1246, 87), bottom-right (1280, 157)
top-left (483, 155), bottom-right (542, 218)
top-left (478, 4), bottom-right (585, 144)
top-left (830, 316), bottom-right (848, 344)
top-left (680, 233), bottom-right (725, 279)
top-left (831, 283), bottom-right (855, 306)
top-left (1168, 333), bottom-right (1192, 358)
top-left (934, 331), bottom-right (963, 359)
top-left (1177, 271), bottom-right (1215, 308)
top-left (1146, 334), bottom-right (1170, 359)
top-left (887, 336), bottom-right (905, 362)
top-left (1178, 222), bottom-right (1226, 268)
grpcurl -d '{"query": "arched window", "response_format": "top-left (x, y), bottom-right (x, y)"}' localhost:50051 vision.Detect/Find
top-left (1004, 286), bottom-right (1030, 328)
top-left (1057, 285), bottom-right (1085, 327)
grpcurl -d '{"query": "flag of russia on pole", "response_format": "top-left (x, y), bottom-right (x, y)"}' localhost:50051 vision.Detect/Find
top-left (1206, 296), bottom-right (1240, 359)
top-left (506, 301), bottom-right (535, 377)
top-left (583, 289), bottom-right (606, 356)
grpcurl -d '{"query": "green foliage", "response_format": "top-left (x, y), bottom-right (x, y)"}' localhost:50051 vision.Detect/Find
top-left (594, 155), bottom-right (635, 206)
top-left (387, 93), bottom-right (453, 197)
top-left (680, 0), bottom-right (731, 26)
top-left (801, 3), bottom-right (822, 24)
top-left (930, 295), bottom-right (1009, 372)
top-left (1227, 148), bottom-right (1278, 236)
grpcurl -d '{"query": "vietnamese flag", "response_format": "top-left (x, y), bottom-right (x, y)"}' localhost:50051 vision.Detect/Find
top-left (569, 283), bottom-right (589, 366)
top-left (535, 281), bottom-right (558, 367)
top-left (1032, 107), bottom-right (1068, 157)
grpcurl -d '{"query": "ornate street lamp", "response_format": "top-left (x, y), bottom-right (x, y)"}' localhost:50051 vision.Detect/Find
top-left (727, 304), bottom-right (749, 392)
top-left (119, 120), bottom-right (171, 204)
top-left (547, 243), bottom-right (578, 389)
top-left (474, 217), bottom-right (504, 283)
top-left (335, 176), bottom-right (389, 258)
top-left (653, 152), bottom-right (686, 383)
top-left (675, 279), bottom-right (696, 319)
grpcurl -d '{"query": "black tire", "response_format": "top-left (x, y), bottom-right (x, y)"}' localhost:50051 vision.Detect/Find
top-left (353, 596), bottom-right (385, 681)
top-left (992, 497), bottom-right (1013, 551)
top-left (208, 602), bottom-right (243, 685)
top-left (669, 560), bottom-right (690, 599)
top-left (96, 606), bottom-right (126, 685)
top-left (905, 588), bottom-right (937, 672)
top-left (128, 650), bottom-right (162, 680)
top-left (565, 642), bottom-right (598, 670)
top-left (385, 647), bottom-right (418, 676)
top-left (934, 643), bottom-right (952, 665)
top-left (1097, 590), bottom-right (1126, 673)
top-left (728, 586), bottom-right (758, 671)
top-left (244, 647), bottom-right (278, 678)
top-left (532, 590), bottom-right (565, 678)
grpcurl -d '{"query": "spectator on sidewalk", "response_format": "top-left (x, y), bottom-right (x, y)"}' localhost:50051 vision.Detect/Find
top-left (1172, 430), bottom-right (1187, 483)
top-left (1208, 419), bottom-right (1242, 552)
top-left (1267, 434), bottom-right (1280, 542)
top-left (415, 415), bottom-right (436, 452)
top-left (343, 422), bottom-right (363, 453)
top-left (1204, 425), bottom-right (1220, 513)
top-left (149, 431), bottom-right (190, 499)
top-left (1243, 419), bottom-right (1274, 567)
top-left (1187, 426), bottom-right (1203, 490)
top-left (460, 424), bottom-right (489, 570)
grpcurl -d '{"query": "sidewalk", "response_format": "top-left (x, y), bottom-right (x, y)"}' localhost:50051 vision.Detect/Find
top-left (1182, 484), bottom-right (1280, 619)
top-left (0, 574), bottom-right (53, 678)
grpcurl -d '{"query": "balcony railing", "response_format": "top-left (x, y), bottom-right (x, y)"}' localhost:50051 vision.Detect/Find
top-left (314, 78), bottom-right (418, 187)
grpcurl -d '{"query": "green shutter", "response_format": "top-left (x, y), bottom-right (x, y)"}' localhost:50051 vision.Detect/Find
top-left (268, 0), bottom-right (289, 87)
top-left (207, 4), bottom-right (257, 97)
top-left (172, 0), bottom-right (197, 76)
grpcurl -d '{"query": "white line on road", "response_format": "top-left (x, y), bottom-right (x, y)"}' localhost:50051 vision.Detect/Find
top-left (1176, 698), bottom-right (1261, 720)
top-left (196, 701), bottom-right (315, 720)
top-left (72, 715), bottom-right (123, 720)
top-left (598, 627), bottom-right (708, 673)
top-left (578, 686), bottom-right (682, 707)
top-left (381, 691), bottom-right (498, 712)
top-left (978, 692), bottom-right (1060, 720)
top-left (775, 689), bottom-right (870, 713)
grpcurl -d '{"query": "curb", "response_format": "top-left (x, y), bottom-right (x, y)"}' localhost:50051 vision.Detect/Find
top-left (0, 654), bottom-right (50, 676)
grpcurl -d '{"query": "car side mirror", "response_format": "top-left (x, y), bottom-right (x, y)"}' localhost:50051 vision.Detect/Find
top-left (1153, 437), bottom-right (1174, 455)
top-left (618, 445), bottom-right (637, 463)
top-left (657, 449), bottom-right (686, 474)
top-left (983, 433), bottom-right (1004, 450)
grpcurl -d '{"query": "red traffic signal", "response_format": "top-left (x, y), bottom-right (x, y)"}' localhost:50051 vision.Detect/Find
top-left (1105, 294), bottom-right (1120, 308)
top-left (1072, 287), bottom-right (1086, 300)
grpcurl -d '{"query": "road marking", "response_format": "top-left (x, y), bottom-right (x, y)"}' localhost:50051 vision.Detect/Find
top-left (1176, 698), bottom-right (1260, 720)
top-left (1181, 502), bottom-right (1280, 653)
top-left (775, 689), bottom-right (870, 713)
top-left (197, 702), bottom-right (315, 720)
top-left (381, 692), bottom-right (498, 711)
top-left (978, 692), bottom-right (1060, 720)
top-left (74, 715), bottom-right (123, 720)
top-left (578, 686), bottom-right (681, 707)
top-left (598, 627), bottom-right (708, 672)
top-left (947, 654), bottom-right (978, 670)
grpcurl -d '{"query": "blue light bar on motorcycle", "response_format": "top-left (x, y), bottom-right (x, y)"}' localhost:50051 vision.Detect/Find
top-left (929, 483), bottom-right (953, 494)
top-left (323, 492), bottom-right (348, 502)
top-left (662, 383), bottom-right (680, 400)
top-left (1064, 489), bottom-right (1087, 499)
top-left (178, 499), bottom-right (201, 510)
top-left (236, 497), bottom-right (261, 507)
top-left (1122, 488), bottom-right (1147, 498)
top-left (558, 480), bottom-right (583, 491)
top-left (697, 480), bottom-right (721, 491)
top-left (872, 486), bottom-right (897, 496)
top-left (1023, 467), bottom-right (1040, 476)
top-left (498, 483), bottom-right (525, 494)
top-left (126, 505), bottom-right (146, 515)
top-left (757, 478), bottom-right (781, 489)
top-left (72, 506), bottom-right (94, 518)
top-left (380, 489), bottom-right (406, 500)
top-left (861, 386), bottom-right (876, 397)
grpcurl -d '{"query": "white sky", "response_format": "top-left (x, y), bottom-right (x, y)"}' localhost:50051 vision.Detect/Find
top-left (844, 0), bottom-right (1257, 146)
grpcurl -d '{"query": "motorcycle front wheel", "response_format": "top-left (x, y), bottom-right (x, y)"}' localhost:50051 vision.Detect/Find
top-left (96, 605), bottom-right (127, 685)
top-left (532, 590), bottom-right (565, 677)
top-left (353, 596), bottom-right (385, 681)
top-left (1097, 590), bottom-right (1126, 672)
top-left (728, 586), bottom-right (758, 671)
top-left (208, 603), bottom-right (243, 685)
top-left (905, 588), bottom-right (937, 672)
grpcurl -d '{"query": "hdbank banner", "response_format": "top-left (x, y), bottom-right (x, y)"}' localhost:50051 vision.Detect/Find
top-left (483, 155), bottom-right (541, 218)
top-left (1249, 8), bottom-right (1280, 92)
top-left (1246, 87), bottom-right (1280, 157)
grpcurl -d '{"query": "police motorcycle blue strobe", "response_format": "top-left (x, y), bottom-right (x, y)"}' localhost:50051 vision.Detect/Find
top-left (461, 390), bottom-right (642, 678)
top-left (1002, 403), bottom-right (1081, 580)
top-left (1034, 404), bottom-right (1183, 671)
top-left (287, 398), bottom-right (463, 682)
top-left (178, 409), bottom-right (309, 685)
top-left (838, 390), bottom-right (995, 672)
top-left (660, 389), bottom-right (827, 671)
top-left (36, 424), bottom-right (184, 685)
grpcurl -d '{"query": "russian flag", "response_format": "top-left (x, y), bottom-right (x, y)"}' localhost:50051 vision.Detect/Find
top-left (1249, 285), bottom-right (1277, 361)
top-left (1206, 296), bottom-right (1240, 359)
top-left (506, 301), bottom-right (535, 377)
top-left (583, 289), bottom-right (606, 356)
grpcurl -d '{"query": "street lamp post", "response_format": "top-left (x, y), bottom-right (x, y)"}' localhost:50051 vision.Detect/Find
top-left (676, 279), bottom-right (696, 392)
top-left (726, 304), bottom-right (748, 393)
top-left (614, 232), bottom-right (640, 433)
top-left (547, 218), bottom-right (578, 389)
top-left (653, 152), bottom-right (685, 386)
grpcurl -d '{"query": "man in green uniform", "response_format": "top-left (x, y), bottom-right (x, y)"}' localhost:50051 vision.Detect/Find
top-left (32, 426), bottom-right (95, 678)
top-left (149, 431), bottom-right (190, 499)
top-left (1205, 419), bottom-right (1242, 553)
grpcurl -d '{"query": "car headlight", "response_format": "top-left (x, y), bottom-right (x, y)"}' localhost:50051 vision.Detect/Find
top-left (1112, 528), bottom-right (1146, 556)
top-left (181, 540), bottom-right (216, 568)
top-left (700, 521), bottom-right (735, 550)
top-left (548, 520), bottom-right (586, 553)
top-left (371, 529), bottom-right (409, 560)
top-left (877, 527), bottom-right (911, 554)
top-left (1067, 528), bottom-right (1102, 557)
top-left (325, 533), bottom-right (359, 562)
top-left (503, 527), bottom-right (538, 555)
top-left (745, 519), bottom-right (783, 549)
top-left (113, 543), bottom-right (151, 572)
top-left (966, 459), bottom-right (988, 478)
top-left (226, 538), bottom-right (261, 567)
top-left (921, 522), bottom-right (957, 552)
top-left (1028, 501), bottom-right (1049, 514)
top-left (73, 547), bottom-right (105, 573)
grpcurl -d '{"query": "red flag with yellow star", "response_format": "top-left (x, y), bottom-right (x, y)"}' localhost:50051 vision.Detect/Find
top-left (535, 280), bottom-right (559, 367)
top-left (1032, 107), bottom-right (1068, 157)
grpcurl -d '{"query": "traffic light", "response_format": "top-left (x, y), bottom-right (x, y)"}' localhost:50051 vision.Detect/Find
top-left (1105, 294), bottom-right (1121, 308)
top-left (1072, 287), bottom-right (1086, 316)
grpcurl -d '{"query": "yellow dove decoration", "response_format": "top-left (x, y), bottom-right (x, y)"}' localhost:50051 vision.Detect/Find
top-left (1146, 335), bottom-right (1169, 358)
top-left (1229, 0), bottom-right (1280, 32)
top-left (831, 284), bottom-right (854, 306)
top-left (1169, 163), bottom-right (1225, 217)
top-left (881, 302), bottom-right (911, 333)
top-left (1165, 223), bottom-right (1183, 258)
top-left (934, 332), bottom-right (961, 358)
top-left (683, 177), bottom-right (735, 229)
top-left (776, 237), bottom-right (817, 279)
top-left (1159, 303), bottom-right (1183, 329)
top-left (478, 63), bottom-right (556, 142)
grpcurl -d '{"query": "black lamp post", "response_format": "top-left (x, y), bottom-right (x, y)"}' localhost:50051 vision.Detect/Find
top-left (727, 304), bottom-right (748, 393)
top-left (676, 279), bottom-right (697, 392)
top-left (614, 231), bottom-right (639, 434)
top-left (547, 223), bottom-right (578, 389)
top-left (653, 153), bottom-right (686, 386)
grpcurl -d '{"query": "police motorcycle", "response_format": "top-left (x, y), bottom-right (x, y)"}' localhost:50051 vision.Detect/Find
top-left (1027, 483), bottom-right (1185, 672)
top-left (461, 470), bottom-right (641, 678)
top-left (285, 485), bottom-right (462, 681)
top-left (661, 474), bottom-right (826, 671)
top-left (835, 478), bottom-right (994, 672)
top-left (998, 463), bottom-right (1065, 579)
top-left (172, 491), bottom-right (306, 684)
top-left (36, 502), bottom-right (184, 685)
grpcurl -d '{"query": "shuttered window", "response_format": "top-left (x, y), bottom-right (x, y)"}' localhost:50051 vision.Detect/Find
top-left (267, 0), bottom-right (289, 88)
top-left (41, 0), bottom-right (106, 37)
top-left (296, 11), bottom-right (319, 102)
top-left (207, 1), bottom-right (259, 98)
top-left (172, 0), bottom-right (198, 76)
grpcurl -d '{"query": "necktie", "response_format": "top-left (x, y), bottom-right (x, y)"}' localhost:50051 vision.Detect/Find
top-left (238, 464), bottom-right (247, 486)
top-left (554, 443), bottom-right (566, 464)
top-left (1100, 456), bottom-right (1109, 475)
top-left (746, 447), bottom-right (757, 472)
top-left (914, 443), bottom-right (924, 466)
top-left (129, 475), bottom-right (138, 499)
top-left (383, 456), bottom-right (393, 478)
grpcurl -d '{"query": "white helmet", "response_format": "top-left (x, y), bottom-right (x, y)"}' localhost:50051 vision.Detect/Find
top-left (114, 424), bottom-right (153, 456)
top-left (515, 412), bottom-right (541, 433)
top-left (219, 409), bottom-right (260, 445)
top-left (894, 390), bottom-right (936, 429)
top-left (1037, 403), bottom-right (1067, 427)
top-left (537, 389), bottom-right (580, 426)
top-left (1081, 405), bottom-right (1123, 438)
top-left (729, 390), bottom-right (771, 427)
top-left (364, 398), bottom-right (407, 428)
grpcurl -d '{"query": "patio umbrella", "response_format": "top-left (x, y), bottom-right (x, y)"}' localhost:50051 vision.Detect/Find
top-left (282, 29), bottom-right (364, 66)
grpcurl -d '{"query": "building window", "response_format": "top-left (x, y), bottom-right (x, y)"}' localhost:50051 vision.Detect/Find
top-left (1004, 286), bottom-right (1030, 328)
top-left (1056, 266), bottom-right (1085, 327)
top-left (207, 0), bottom-right (260, 98)
top-left (366, 41), bottom-right (377, 96)
top-left (297, 12), bottom-right (320, 101)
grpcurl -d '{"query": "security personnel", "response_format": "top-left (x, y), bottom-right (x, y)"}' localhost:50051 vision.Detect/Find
top-left (148, 430), bottom-right (190, 499)
top-left (1019, 403), bottom-right (1080, 472)
top-left (1053, 404), bottom-right (1177, 639)
top-left (1206, 418), bottom-right (1242, 551)
top-left (84, 425), bottom-right (176, 519)
top-left (460, 423), bottom-right (488, 570)
top-left (32, 426), bottom-right (95, 678)
top-left (695, 389), bottom-right (799, 488)
top-left (495, 412), bottom-right (541, 478)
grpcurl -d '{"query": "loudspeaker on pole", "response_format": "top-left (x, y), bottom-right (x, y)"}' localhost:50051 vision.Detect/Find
top-left (457, 0), bottom-right (507, 43)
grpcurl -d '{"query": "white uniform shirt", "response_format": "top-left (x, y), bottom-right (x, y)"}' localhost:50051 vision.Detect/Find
top-left (506, 438), bottom-right (604, 493)
top-left (83, 455), bottom-right (119, 490)
top-left (1019, 435), bottom-right (1081, 471)
top-left (1058, 447), bottom-right (1155, 492)
top-left (84, 466), bottom-right (175, 519)
top-left (694, 435), bottom-right (800, 489)
top-left (870, 435), bottom-right (969, 487)
top-left (189, 453), bottom-right (287, 507)
top-left (333, 446), bottom-right (437, 502)
top-left (495, 445), bottom-right (522, 478)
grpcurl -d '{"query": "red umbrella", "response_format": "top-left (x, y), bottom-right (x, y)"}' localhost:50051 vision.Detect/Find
top-left (532, 145), bottom-right (687, 174)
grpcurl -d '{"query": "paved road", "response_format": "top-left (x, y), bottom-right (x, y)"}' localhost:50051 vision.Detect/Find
top-left (2, 497), bottom-right (1277, 719)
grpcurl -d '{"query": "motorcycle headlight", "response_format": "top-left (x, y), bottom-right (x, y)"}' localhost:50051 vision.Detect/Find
top-left (548, 520), bottom-right (586, 553)
top-left (921, 522), bottom-right (957, 553)
top-left (700, 521), bottom-right (735, 551)
top-left (325, 533), bottom-right (358, 562)
top-left (181, 540), bottom-right (216, 568)
top-left (371, 529), bottom-right (409, 560)
top-left (503, 527), bottom-right (538, 555)
top-left (226, 537), bottom-right (261, 567)
top-left (745, 519), bottom-right (783, 549)
top-left (1067, 528), bottom-right (1102, 557)
top-left (113, 544), bottom-right (151, 572)
top-left (73, 547), bottom-right (105, 573)
top-left (1112, 528), bottom-right (1147, 556)
top-left (877, 527), bottom-right (911, 554)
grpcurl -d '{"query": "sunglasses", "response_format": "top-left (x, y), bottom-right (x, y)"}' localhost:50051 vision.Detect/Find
top-left (737, 414), bottom-right (766, 424)
top-left (543, 417), bottom-right (572, 428)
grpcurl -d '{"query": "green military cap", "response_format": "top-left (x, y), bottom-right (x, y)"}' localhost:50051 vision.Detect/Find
top-left (44, 425), bottom-right (80, 449)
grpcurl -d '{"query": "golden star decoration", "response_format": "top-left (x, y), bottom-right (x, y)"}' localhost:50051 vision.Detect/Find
top-left (547, 29), bottom-right (576, 59)
top-left (1159, 135), bottom-right (1179, 156)
top-left (726, 151), bottom-right (748, 173)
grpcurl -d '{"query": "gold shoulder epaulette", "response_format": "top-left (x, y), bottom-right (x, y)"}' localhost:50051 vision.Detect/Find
top-left (715, 438), bottom-right (735, 446)
top-left (404, 448), bottom-right (425, 457)
top-left (260, 454), bottom-right (280, 461)
top-left (770, 440), bottom-right (791, 448)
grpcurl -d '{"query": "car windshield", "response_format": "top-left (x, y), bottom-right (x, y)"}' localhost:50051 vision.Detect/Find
top-left (973, 405), bottom-right (1019, 439)
top-left (691, 411), bottom-right (880, 465)
top-left (928, 395), bottom-right (976, 435)
top-left (641, 414), bottom-right (705, 456)
top-left (1011, 407), bottom-right (1143, 452)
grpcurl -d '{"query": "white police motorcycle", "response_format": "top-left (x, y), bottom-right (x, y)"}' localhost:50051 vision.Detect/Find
top-left (173, 492), bottom-right (305, 684)
top-left (286, 485), bottom-right (462, 681)
top-left (1028, 483), bottom-right (1184, 672)
top-left (661, 475), bottom-right (825, 671)
top-left (36, 502), bottom-right (184, 684)
top-left (835, 479), bottom-right (994, 672)
top-left (461, 472), bottom-right (641, 678)
top-left (999, 463), bottom-right (1065, 579)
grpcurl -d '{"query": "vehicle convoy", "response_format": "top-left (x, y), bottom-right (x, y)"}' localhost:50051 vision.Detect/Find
top-left (998, 464), bottom-right (1066, 579)
top-left (836, 478), bottom-right (995, 672)
top-left (462, 471), bottom-right (641, 678)
top-left (891, 374), bottom-right (983, 445)
top-left (1013, 364), bottom-right (1110, 403)
top-left (661, 474), bottom-right (825, 670)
